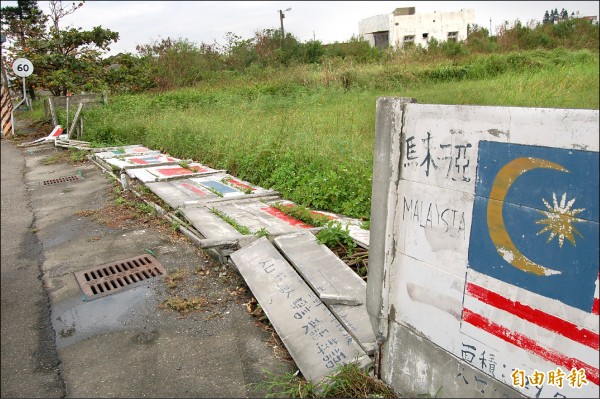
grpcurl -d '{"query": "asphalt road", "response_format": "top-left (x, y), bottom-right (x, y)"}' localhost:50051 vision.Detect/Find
top-left (1, 136), bottom-right (65, 397)
top-left (1, 121), bottom-right (293, 398)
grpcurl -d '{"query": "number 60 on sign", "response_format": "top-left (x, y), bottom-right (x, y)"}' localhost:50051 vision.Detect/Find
top-left (12, 58), bottom-right (34, 77)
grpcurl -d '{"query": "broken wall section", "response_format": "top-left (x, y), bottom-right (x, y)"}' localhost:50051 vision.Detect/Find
top-left (367, 98), bottom-right (599, 398)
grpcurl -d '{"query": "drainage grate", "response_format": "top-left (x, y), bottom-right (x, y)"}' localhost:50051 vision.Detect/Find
top-left (74, 254), bottom-right (166, 300)
top-left (27, 148), bottom-right (54, 155)
top-left (42, 175), bottom-right (83, 186)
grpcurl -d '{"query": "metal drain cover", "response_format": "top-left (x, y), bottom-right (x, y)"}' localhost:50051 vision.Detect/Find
top-left (27, 148), bottom-right (54, 155)
top-left (74, 254), bottom-right (166, 301)
top-left (43, 175), bottom-right (83, 185)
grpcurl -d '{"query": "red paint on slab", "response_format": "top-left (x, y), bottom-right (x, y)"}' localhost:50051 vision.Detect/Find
top-left (128, 158), bottom-right (148, 165)
top-left (155, 167), bottom-right (194, 176)
top-left (225, 178), bottom-right (255, 191)
top-left (180, 183), bottom-right (207, 197)
top-left (260, 207), bottom-right (311, 228)
top-left (467, 282), bottom-right (599, 350)
top-left (189, 164), bottom-right (209, 172)
top-left (50, 127), bottom-right (64, 137)
top-left (280, 203), bottom-right (336, 220)
top-left (462, 309), bottom-right (599, 385)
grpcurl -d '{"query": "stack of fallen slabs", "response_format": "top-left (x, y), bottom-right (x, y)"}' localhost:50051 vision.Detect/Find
top-left (273, 231), bottom-right (376, 354)
top-left (145, 172), bottom-right (278, 210)
top-left (102, 153), bottom-right (182, 170)
top-left (230, 238), bottom-right (372, 384)
top-left (94, 145), bottom-right (159, 159)
top-left (180, 196), bottom-right (329, 248)
top-left (124, 162), bottom-right (219, 183)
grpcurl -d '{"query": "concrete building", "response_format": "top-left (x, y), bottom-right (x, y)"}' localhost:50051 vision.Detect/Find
top-left (359, 6), bottom-right (475, 49)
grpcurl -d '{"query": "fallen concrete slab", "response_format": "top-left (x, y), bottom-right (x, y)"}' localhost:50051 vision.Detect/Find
top-left (103, 154), bottom-right (181, 169)
top-left (145, 179), bottom-right (224, 209)
top-left (230, 238), bottom-right (371, 383)
top-left (211, 199), bottom-right (315, 236)
top-left (125, 163), bottom-right (220, 183)
top-left (273, 231), bottom-right (376, 354)
top-left (93, 145), bottom-right (159, 159)
top-left (191, 173), bottom-right (275, 197)
top-left (264, 199), bottom-right (371, 248)
top-left (179, 206), bottom-right (244, 241)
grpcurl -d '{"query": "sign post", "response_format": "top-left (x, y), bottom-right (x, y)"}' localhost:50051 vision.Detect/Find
top-left (12, 58), bottom-right (34, 109)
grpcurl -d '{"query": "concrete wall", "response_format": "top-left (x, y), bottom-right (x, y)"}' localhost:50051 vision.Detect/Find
top-left (390, 9), bottom-right (474, 48)
top-left (358, 9), bottom-right (474, 49)
top-left (358, 14), bottom-right (391, 47)
top-left (51, 93), bottom-right (106, 108)
top-left (368, 98), bottom-right (599, 398)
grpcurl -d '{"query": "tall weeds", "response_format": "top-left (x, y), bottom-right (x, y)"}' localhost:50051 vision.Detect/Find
top-left (76, 49), bottom-right (598, 219)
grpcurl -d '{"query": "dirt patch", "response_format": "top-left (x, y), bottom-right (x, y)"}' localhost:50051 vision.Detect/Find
top-left (76, 183), bottom-right (184, 243)
top-left (12, 119), bottom-right (54, 143)
top-left (331, 245), bottom-right (369, 281)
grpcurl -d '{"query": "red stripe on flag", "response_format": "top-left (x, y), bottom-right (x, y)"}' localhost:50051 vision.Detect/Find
top-left (462, 309), bottom-right (599, 386)
top-left (593, 272), bottom-right (599, 315)
top-left (260, 207), bottom-right (311, 228)
top-left (467, 282), bottom-right (599, 350)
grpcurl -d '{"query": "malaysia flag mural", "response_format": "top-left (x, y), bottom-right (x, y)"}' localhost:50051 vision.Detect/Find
top-left (463, 141), bottom-right (599, 390)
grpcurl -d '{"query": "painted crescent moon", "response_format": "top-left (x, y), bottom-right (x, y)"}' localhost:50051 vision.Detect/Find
top-left (487, 157), bottom-right (569, 276)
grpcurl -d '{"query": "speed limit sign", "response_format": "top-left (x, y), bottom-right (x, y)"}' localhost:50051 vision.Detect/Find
top-left (12, 58), bottom-right (34, 77)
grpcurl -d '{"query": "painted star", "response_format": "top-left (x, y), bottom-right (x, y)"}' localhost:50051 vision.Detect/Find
top-left (536, 192), bottom-right (585, 248)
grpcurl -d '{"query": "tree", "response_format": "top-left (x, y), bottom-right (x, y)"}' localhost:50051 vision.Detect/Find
top-left (543, 10), bottom-right (551, 24)
top-left (1, 0), bottom-right (47, 99)
top-left (1, 0), bottom-right (119, 96)
top-left (28, 25), bottom-right (119, 95)
top-left (48, 0), bottom-right (83, 32)
top-left (136, 37), bottom-right (224, 90)
top-left (1, 1), bottom-right (46, 46)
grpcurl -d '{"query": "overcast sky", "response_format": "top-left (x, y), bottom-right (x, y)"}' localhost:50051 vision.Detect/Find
top-left (4, 1), bottom-right (599, 55)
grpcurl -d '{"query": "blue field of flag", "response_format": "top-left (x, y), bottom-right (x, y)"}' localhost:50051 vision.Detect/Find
top-left (468, 141), bottom-right (599, 312)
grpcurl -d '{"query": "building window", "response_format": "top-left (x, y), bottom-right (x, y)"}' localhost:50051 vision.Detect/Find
top-left (447, 31), bottom-right (458, 42)
top-left (373, 31), bottom-right (389, 49)
top-left (422, 33), bottom-right (429, 39)
top-left (403, 35), bottom-right (415, 43)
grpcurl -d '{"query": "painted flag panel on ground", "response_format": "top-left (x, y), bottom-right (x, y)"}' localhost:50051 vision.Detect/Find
top-left (463, 141), bottom-right (599, 390)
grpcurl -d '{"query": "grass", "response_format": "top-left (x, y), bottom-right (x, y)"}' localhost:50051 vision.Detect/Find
top-left (62, 49), bottom-right (597, 219)
top-left (316, 221), bottom-right (357, 256)
top-left (253, 363), bottom-right (397, 398)
top-left (211, 208), bottom-right (252, 235)
top-left (160, 295), bottom-right (209, 313)
top-left (164, 268), bottom-right (188, 289)
top-left (271, 202), bottom-right (334, 227)
top-left (42, 148), bottom-right (88, 165)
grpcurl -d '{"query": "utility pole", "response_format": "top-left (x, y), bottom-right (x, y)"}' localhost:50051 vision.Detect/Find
top-left (489, 18), bottom-right (492, 35)
top-left (279, 8), bottom-right (291, 48)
